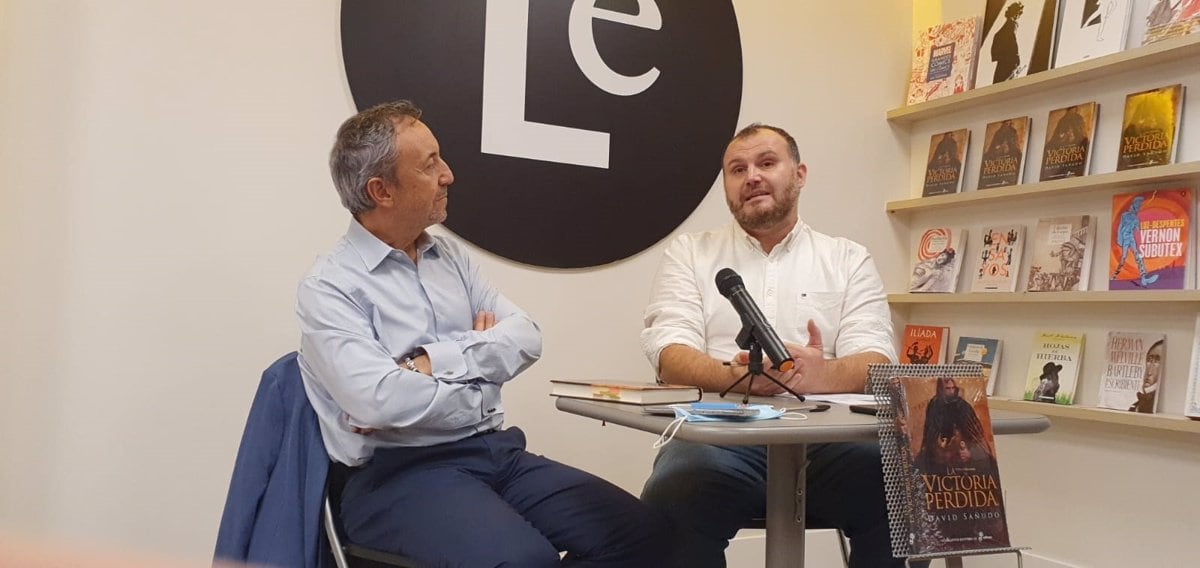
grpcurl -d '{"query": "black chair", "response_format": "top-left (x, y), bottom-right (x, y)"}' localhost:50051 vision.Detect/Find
top-left (322, 463), bottom-right (425, 568)
top-left (746, 518), bottom-right (850, 567)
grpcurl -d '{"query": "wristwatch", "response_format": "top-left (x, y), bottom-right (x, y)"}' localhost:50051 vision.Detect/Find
top-left (398, 348), bottom-right (425, 373)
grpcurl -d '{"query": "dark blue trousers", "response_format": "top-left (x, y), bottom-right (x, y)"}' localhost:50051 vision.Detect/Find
top-left (340, 427), bottom-right (671, 568)
top-left (642, 440), bottom-right (917, 568)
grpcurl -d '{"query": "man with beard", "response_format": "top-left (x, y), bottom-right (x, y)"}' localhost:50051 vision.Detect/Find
top-left (916, 377), bottom-right (995, 474)
top-left (640, 123), bottom-right (902, 567)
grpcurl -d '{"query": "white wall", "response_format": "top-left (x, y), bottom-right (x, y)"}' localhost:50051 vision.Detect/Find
top-left (14, 1), bottom-right (1194, 568)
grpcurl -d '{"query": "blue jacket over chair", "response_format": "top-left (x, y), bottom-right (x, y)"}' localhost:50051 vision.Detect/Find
top-left (214, 352), bottom-right (329, 568)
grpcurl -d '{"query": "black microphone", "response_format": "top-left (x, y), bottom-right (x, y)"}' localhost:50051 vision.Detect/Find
top-left (714, 268), bottom-right (795, 372)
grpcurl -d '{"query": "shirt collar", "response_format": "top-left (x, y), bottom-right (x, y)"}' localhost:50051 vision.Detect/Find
top-left (345, 219), bottom-right (438, 270)
top-left (731, 219), bottom-right (807, 255)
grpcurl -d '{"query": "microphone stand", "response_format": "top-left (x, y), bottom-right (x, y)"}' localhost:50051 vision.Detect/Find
top-left (720, 327), bottom-right (806, 404)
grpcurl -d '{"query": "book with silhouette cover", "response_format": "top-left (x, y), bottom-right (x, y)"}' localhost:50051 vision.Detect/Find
top-left (878, 372), bottom-right (1011, 555)
top-left (1023, 331), bottom-right (1086, 405)
top-left (1039, 102), bottom-right (1099, 181)
top-left (1116, 84), bottom-right (1185, 171)
top-left (976, 0), bottom-right (1060, 87)
top-left (549, 379), bottom-right (701, 405)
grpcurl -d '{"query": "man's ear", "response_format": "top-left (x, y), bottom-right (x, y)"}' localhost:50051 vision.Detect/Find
top-left (365, 177), bottom-right (394, 208)
top-left (795, 163), bottom-right (808, 188)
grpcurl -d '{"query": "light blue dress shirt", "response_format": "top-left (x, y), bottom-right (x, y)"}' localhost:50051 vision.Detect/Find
top-left (297, 220), bottom-right (542, 466)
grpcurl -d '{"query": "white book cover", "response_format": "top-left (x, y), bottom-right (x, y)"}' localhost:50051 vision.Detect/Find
top-left (1096, 331), bottom-right (1166, 412)
top-left (972, 225), bottom-right (1027, 292)
top-left (1026, 215), bottom-right (1096, 292)
top-left (1054, 0), bottom-right (1133, 67)
top-left (1186, 314), bottom-right (1200, 418)
top-left (909, 227), bottom-right (968, 293)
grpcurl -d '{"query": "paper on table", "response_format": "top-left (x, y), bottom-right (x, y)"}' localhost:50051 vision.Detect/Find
top-left (782, 393), bottom-right (878, 405)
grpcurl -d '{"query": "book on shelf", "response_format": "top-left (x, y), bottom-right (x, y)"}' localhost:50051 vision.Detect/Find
top-left (1025, 215), bottom-right (1095, 292)
top-left (922, 129), bottom-right (971, 197)
top-left (1116, 84), bottom-right (1185, 171)
top-left (953, 336), bottom-right (1004, 395)
top-left (881, 374), bottom-right (1011, 555)
top-left (1142, 0), bottom-right (1200, 45)
top-left (902, 325), bottom-right (951, 365)
top-left (1053, 0), bottom-right (1133, 67)
top-left (909, 227), bottom-right (968, 292)
top-left (1038, 102), bottom-right (1099, 181)
top-left (976, 0), bottom-right (1060, 87)
top-left (1097, 331), bottom-right (1166, 413)
top-left (1186, 314), bottom-right (1200, 419)
top-left (971, 224), bottom-right (1026, 292)
top-left (906, 16), bottom-right (982, 105)
top-left (1108, 188), bottom-right (1194, 290)
top-left (1023, 331), bottom-right (1086, 405)
top-left (977, 116), bottom-right (1031, 189)
top-left (549, 379), bottom-right (701, 405)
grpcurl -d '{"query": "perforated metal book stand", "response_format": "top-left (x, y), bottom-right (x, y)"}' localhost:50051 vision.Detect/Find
top-left (867, 363), bottom-right (1030, 568)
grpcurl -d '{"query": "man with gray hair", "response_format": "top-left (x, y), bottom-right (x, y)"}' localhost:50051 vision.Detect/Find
top-left (297, 100), bottom-right (669, 567)
top-left (640, 123), bottom-right (905, 566)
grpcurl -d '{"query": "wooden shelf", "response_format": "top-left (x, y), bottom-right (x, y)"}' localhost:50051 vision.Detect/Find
top-left (886, 35), bottom-right (1200, 126)
top-left (886, 161), bottom-right (1200, 214)
top-left (888, 290), bottom-right (1200, 304)
top-left (989, 398), bottom-right (1200, 434)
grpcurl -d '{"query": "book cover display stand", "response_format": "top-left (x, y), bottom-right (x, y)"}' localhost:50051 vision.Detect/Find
top-left (867, 363), bottom-right (1030, 567)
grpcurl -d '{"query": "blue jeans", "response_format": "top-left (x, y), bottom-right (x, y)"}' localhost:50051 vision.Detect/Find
top-left (341, 427), bottom-right (671, 567)
top-left (641, 440), bottom-right (913, 568)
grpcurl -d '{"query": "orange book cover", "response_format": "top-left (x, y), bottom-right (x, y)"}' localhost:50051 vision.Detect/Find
top-left (902, 324), bottom-right (950, 365)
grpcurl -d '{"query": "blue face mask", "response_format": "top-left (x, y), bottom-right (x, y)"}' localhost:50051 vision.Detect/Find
top-left (653, 404), bottom-right (793, 449)
top-left (671, 403), bottom-right (785, 422)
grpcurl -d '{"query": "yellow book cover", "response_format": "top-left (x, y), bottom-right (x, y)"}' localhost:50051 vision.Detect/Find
top-left (1116, 84), bottom-right (1184, 170)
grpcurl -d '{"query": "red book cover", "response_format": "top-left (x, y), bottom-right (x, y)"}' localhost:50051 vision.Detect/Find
top-left (902, 325), bottom-right (951, 365)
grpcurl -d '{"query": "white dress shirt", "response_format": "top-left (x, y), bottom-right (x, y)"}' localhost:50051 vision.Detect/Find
top-left (641, 221), bottom-right (896, 373)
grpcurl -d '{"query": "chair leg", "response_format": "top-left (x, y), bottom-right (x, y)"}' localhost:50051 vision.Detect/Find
top-left (324, 494), bottom-right (352, 568)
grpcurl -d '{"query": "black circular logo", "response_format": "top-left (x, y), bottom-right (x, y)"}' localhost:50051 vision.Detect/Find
top-left (342, 0), bottom-right (742, 268)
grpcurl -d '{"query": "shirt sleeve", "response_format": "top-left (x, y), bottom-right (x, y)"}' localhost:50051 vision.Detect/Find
top-left (640, 235), bottom-right (707, 372)
top-left (297, 276), bottom-right (489, 431)
top-left (834, 246), bottom-right (898, 363)
top-left (419, 242), bottom-right (543, 385)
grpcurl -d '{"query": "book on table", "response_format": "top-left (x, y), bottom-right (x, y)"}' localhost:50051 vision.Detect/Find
top-left (549, 379), bottom-right (702, 405)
